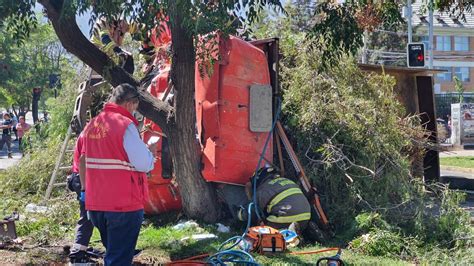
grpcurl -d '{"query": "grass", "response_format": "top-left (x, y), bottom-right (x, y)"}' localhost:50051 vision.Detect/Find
top-left (2, 201), bottom-right (472, 265)
top-left (133, 222), bottom-right (412, 265)
top-left (440, 156), bottom-right (474, 169)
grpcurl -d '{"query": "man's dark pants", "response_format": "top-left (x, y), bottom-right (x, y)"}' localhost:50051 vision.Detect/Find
top-left (76, 199), bottom-right (94, 247)
top-left (68, 173), bottom-right (94, 249)
top-left (0, 134), bottom-right (12, 155)
top-left (89, 210), bottom-right (143, 266)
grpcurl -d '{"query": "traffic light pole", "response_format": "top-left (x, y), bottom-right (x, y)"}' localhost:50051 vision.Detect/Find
top-left (407, 0), bottom-right (412, 43)
top-left (428, 0), bottom-right (434, 69)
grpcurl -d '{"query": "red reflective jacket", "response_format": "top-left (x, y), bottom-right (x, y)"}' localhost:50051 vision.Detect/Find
top-left (83, 103), bottom-right (149, 212)
top-left (72, 133), bottom-right (84, 173)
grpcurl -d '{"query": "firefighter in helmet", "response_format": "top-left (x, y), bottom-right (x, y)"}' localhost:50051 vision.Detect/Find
top-left (91, 16), bottom-right (138, 74)
top-left (220, 166), bottom-right (311, 230)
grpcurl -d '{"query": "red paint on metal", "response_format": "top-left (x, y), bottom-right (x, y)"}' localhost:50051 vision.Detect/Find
top-left (144, 183), bottom-right (182, 214)
top-left (143, 67), bottom-right (183, 215)
top-left (196, 35), bottom-right (272, 185)
top-left (142, 35), bottom-right (272, 214)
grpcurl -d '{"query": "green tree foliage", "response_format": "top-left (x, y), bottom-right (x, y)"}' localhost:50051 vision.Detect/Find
top-left (434, 0), bottom-right (474, 19)
top-left (253, 6), bottom-right (472, 260)
top-left (0, 20), bottom-right (71, 111)
top-left (0, 1), bottom-right (284, 45)
top-left (454, 76), bottom-right (465, 103)
top-left (253, 1), bottom-right (406, 70)
top-left (0, 66), bottom-right (87, 247)
top-left (309, 1), bottom-right (405, 69)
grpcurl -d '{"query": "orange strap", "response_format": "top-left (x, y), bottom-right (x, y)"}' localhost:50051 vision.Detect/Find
top-left (313, 196), bottom-right (329, 225)
top-left (290, 247), bottom-right (340, 256)
top-left (165, 253), bottom-right (209, 266)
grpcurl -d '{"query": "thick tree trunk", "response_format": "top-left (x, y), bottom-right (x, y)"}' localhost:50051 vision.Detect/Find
top-left (167, 0), bottom-right (220, 222)
top-left (38, 0), bottom-right (172, 129)
top-left (32, 91), bottom-right (41, 124)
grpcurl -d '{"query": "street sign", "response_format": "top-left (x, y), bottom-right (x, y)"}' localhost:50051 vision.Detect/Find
top-left (407, 43), bottom-right (425, 68)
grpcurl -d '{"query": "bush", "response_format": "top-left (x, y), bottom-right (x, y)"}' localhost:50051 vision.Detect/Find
top-left (277, 35), bottom-right (472, 260)
top-left (281, 41), bottom-right (421, 230)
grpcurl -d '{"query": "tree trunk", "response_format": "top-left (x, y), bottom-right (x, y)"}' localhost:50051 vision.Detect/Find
top-left (32, 90), bottom-right (41, 124)
top-left (167, 0), bottom-right (220, 222)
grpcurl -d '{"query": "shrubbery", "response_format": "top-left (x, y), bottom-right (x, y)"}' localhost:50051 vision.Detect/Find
top-left (278, 36), bottom-right (472, 261)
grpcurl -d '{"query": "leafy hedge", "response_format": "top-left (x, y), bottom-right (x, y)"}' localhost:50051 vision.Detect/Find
top-left (279, 36), bottom-right (472, 259)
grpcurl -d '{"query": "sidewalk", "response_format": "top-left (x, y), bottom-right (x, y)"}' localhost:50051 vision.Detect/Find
top-left (0, 138), bottom-right (22, 170)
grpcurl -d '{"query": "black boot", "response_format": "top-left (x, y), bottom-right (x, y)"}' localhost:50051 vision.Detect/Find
top-left (69, 250), bottom-right (94, 263)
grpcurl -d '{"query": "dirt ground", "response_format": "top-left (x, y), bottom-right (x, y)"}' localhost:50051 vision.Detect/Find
top-left (0, 241), bottom-right (171, 265)
top-left (0, 245), bottom-right (68, 265)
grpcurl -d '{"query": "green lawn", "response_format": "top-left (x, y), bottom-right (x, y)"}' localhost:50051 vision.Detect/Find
top-left (131, 223), bottom-right (412, 265)
top-left (440, 156), bottom-right (474, 169)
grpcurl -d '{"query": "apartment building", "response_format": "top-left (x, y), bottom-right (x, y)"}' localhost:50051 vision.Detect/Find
top-left (412, 3), bottom-right (474, 93)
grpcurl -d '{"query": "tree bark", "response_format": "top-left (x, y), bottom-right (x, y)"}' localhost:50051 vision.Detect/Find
top-left (38, 0), bottom-right (172, 130)
top-left (32, 90), bottom-right (41, 124)
top-left (167, 0), bottom-right (220, 222)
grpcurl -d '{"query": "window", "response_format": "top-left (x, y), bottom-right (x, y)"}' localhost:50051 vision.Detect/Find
top-left (436, 67), bottom-right (452, 82)
top-left (420, 36), bottom-right (430, 50)
top-left (454, 36), bottom-right (469, 51)
top-left (436, 36), bottom-right (451, 51)
top-left (454, 67), bottom-right (470, 82)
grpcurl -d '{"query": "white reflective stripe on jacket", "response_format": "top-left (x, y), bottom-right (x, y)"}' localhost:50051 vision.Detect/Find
top-left (86, 157), bottom-right (135, 171)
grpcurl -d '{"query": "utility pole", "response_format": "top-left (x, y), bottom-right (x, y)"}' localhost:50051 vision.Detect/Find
top-left (428, 0), bottom-right (434, 69)
top-left (362, 30), bottom-right (368, 64)
top-left (407, 0), bottom-right (412, 43)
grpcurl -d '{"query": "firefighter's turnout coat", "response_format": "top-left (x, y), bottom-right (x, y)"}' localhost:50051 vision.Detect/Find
top-left (256, 176), bottom-right (311, 226)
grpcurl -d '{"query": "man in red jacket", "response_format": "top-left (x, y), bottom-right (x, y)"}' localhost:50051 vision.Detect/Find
top-left (80, 84), bottom-right (155, 265)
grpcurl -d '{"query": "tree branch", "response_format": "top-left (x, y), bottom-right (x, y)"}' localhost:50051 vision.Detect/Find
top-left (38, 0), bottom-right (173, 130)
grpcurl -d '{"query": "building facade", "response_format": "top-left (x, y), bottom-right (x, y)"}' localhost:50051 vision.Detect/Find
top-left (412, 3), bottom-right (474, 93)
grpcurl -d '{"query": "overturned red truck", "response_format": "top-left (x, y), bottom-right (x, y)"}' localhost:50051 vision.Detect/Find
top-left (141, 33), bottom-right (277, 215)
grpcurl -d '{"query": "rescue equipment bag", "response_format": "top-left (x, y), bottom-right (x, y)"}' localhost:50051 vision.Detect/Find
top-left (244, 226), bottom-right (286, 254)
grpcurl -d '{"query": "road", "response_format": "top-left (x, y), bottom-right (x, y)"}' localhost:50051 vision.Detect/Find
top-left (0, 111), bottom-right (34, 170)
top-left (0, 140), bottom-right (22, 170)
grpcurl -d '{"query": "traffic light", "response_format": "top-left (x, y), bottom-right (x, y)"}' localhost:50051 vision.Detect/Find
top-left (407, 43), bottom-right (425, 68)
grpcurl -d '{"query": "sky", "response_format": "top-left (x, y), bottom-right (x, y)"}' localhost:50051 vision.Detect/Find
top-left (34, 3), bottom-right (91, 38)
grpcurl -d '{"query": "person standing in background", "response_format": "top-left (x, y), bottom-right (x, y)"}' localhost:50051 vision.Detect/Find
top-left (15, 116), bottom-right (31, 153)
top-left (10, 112), bottom-right (18, 141)
top-left (0, 113), bottom-right (14, 158)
